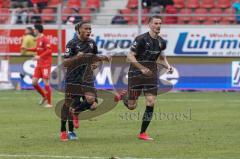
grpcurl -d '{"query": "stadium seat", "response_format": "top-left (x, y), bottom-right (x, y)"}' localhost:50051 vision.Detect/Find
top-left (203, 19), bottom-right (215, 24)
top-left (62, 8), bottom-right (74, 23)
top-left (201, 0), bottom-right (215, 9)
top-left (186, 0), bottom-right (200, 9)
top-left (48, 0), bottom-right (61, 7)
top-left (193, 8), bottom-right (208, 22)
top-left (178, 8), bottom-right (192, 24)
top-left (215, 0), bottom-right (231, 9)
top-left (0, 1), bottom-right (10, 8)
top-left (132, 8), bottom-right (148, 24)
top-left (0, 8), bottom-right (10, 24)
top-left (173, 0), bottom-right (185, 9)
top-left (164, 5), bottom-right (178, 24)
top-left (41, 8), bottom-right (56, 23)
top-left (120, 8), bottom-right (132, 22)
top-left (127, 0), bottom-right (138, 9)
top-left (188, 20), bottom-right (201, 24)
top-left (208, 8), bottom-right (222, 23)
top-left (221, 8), bottom-right (236, 23)
top-left (86, 0), bottom-right (100, 9)
top-left (67, 0), bottom-right (81, 9)
top-left (79, 8), bottom-right (91, 21)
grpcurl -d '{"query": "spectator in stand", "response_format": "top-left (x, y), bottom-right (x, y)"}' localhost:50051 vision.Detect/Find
top-left (142, 0), bottom-right (151, 8)
top-left (149, 0), bottom-right (163, 14)
top-left (147, 0), bottom-right (174, 14)
top-left (27, 9), bottom-right (42, 24)
top-left (11, 0), bottom-right (29, 8)
top-left (158, 0), bottom-right (174, 9)
top-left (10, 6), bottom-right (28, 24)
top-left (233, 0), bottom-right (240, 24)
top-left (31, 0), bottom-right (48, 13)
top-left (111, 11), bottom-right (128, 25)
top-left (10, 0), bottom-right (32, 24)
top-left (65, 9), bottom-right (83, 25)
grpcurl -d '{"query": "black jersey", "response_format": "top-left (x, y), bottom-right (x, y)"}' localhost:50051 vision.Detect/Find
top-left (64, 36), bottom-right (98, 84)
top-left (129, 32), bottom-right (166, 76)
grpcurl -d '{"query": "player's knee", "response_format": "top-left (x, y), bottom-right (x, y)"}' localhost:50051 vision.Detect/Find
top-left (86, 96), bottom-right (95, 104)
top-left (127, 103), bottom-right (137, 110)
top-left (146, 96), bottom-right (156, 106)
top-left (85, 92), bottom-right (95, 103)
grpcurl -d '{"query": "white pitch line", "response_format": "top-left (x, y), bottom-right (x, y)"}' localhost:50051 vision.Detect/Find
top-left (0, 154), bottom-right (159, 159)
top-left (0, 154), bottom-right (233, 159)
top-left (0, 154), bottom-right (106, 159)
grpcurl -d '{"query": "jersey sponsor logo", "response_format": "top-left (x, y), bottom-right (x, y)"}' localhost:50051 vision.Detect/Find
top-left (89, 43), bottom-right (94, 49)
top-left (65, 48), bottom-right (70, 56)
top-left (232, 61), bottom-right (240, 87)
top-left (174, 32), bottom-right (240, 56)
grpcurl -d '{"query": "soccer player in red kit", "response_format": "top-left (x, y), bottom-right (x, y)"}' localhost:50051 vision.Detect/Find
top-left (26, 24), bottom-right (52, 107)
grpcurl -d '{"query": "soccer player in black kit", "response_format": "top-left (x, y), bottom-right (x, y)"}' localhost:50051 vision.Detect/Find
top-left (60, 21), bottom-right (109, 141)
top-left (115, 15), bottom-right (173, 141)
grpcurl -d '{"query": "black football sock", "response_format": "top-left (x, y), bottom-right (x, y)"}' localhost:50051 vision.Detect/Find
top-left (68, 120), bottom-right (74, 132)
top-left (60, 104), bottom-right (69, 132)
top-left (61, 120), bottom-right (67, 132)
top-left (140, 106), bottom-right (154, 134)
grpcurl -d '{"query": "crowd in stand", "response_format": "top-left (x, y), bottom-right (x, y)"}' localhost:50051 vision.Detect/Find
top-left (112, 0), bottom-right (240, 25)
top-left (0, 0), bottom-right (240, 25)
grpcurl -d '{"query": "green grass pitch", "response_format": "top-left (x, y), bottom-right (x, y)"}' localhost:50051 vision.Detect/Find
top-left (0, 90), bottom-right (239, 159)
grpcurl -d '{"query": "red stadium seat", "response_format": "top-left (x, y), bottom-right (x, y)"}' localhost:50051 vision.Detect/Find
top-left (86, 0), bottom-right (100, 9)
top-left (164, 5), bottom-right (178, 24)
top-left (188, 20), bottom-right (201, 24)
top-left (79, 8), bottom-right (91, 21)
top-left (215, 0), bottom-right (231, 9)
top-left (208, 8), bottom-right (222, 23)
top-left (41, 8), bottom-right (56, 23)
top-left (132, 8), bottom-right (148, 23)
top-left (120, 8), bottom-right (132, 22)
top-left (222, 8), bottom-right (236, 23)
top-left (186, 0), bottom-right (200, 9)
top-left (67, 0), bottom-right (81, 9)
top-left (0, 8), bottom-right (10, 24)
top-left (193, 8), bottom-right (208, 22)
top-left (173, 0), bottom-right (185, 9)
top-left (232, 0), bottom-right (239, 3)
top-left (201, 0), bottom-right (215, 9)
top-left (0, 1), bottom-right (10, 8)
top-left (203, 19), bottom-right (215, 24)
top-left (62, 8), bottom-right (74, 22)
top-left (48, 0), bottom-right (61, 7)
top-left (127, 0), bottom-right (138, 9)
top-left (178, 8), bottom-right (192, 23)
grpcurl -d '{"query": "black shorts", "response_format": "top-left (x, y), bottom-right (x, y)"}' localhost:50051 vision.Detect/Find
top-left (128, 73), bottom-right (158, 100)
top-left (64, 82), bottom-right (96, 108)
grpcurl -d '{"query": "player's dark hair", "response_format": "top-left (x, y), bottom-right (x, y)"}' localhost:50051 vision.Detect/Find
top-left (34, 24), bottom-right (44, 33)
top-left (148, 15), bottom-right (162, 23)
top-left (26, 27), bottom-right (34, 36)
top-left (75, 21), bottom-right (90, 34)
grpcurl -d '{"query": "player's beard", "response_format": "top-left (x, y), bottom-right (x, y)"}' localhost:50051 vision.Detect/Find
top-left (155, 28), bottom-right (160, 35)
